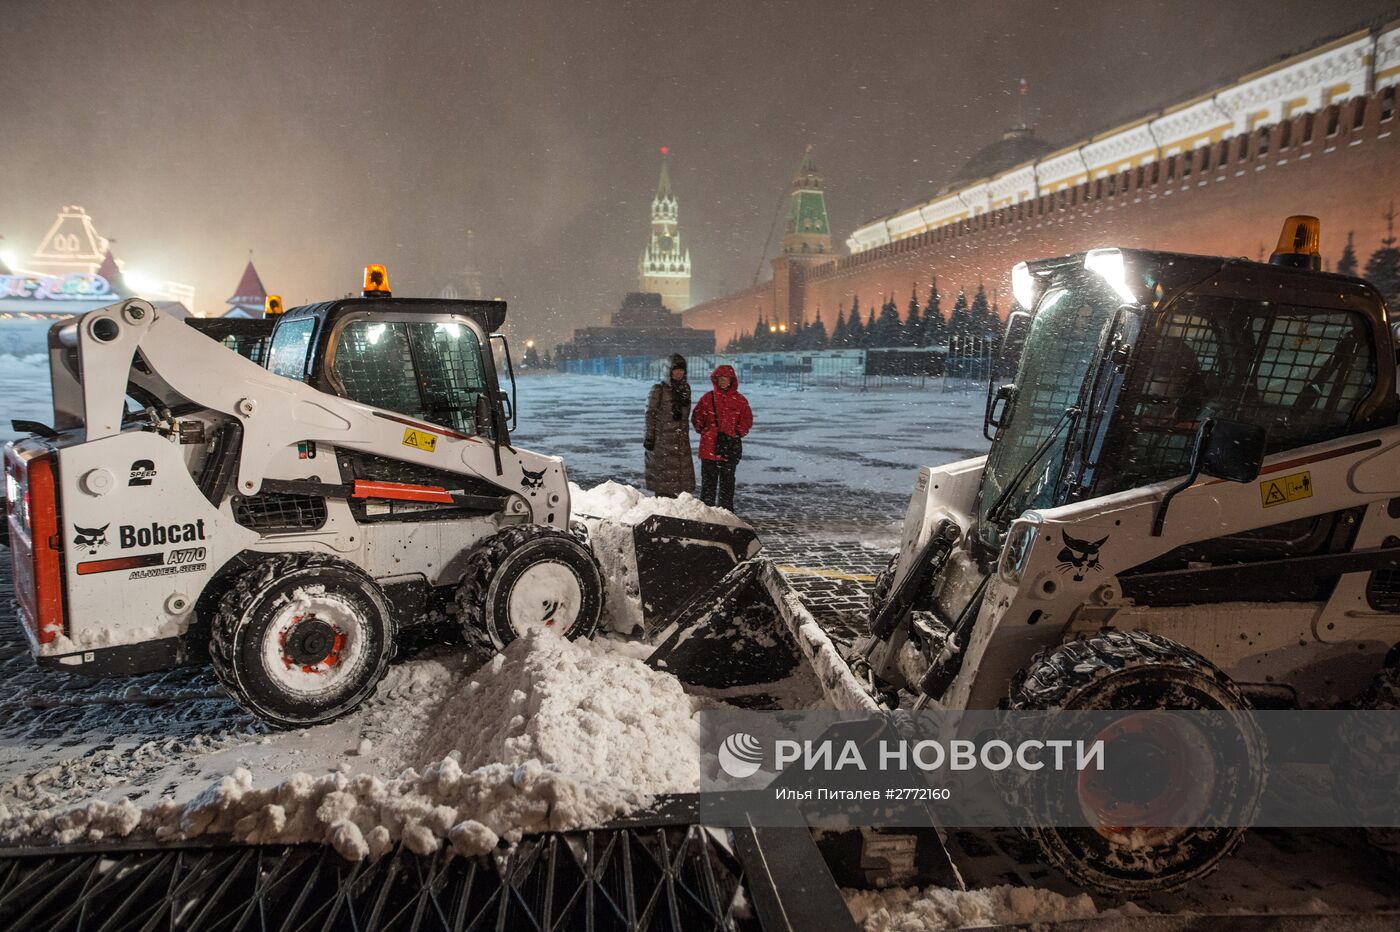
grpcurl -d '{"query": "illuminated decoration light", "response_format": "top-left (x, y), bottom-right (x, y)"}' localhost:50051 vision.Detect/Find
top-left (779, 323), bottom-right (787, 332)
top-left (1083, 249), bottom-right (1139, 305)
top-left (0, 272), bottom-right (113, 301)
top-left (362, 264), bottom-right (391, 297)
top-left (1269, 215), bottom-right (1322, 271)
top-left (769, 325), bottom-right (777, 333)
top-left (525, 339), bottom-right (535, 348)
top-left (1011, 262), bottom-right (1037, 310)
top-left (263, 294), bottom-right (284, 317)
top-left (0, 250), bottom-right (18, 270)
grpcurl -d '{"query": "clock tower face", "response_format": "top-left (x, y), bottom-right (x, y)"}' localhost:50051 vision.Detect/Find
top-left (658, 233), bottom-right (674, 252)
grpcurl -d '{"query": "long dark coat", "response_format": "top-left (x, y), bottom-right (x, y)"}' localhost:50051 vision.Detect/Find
top-left (645, 381), bottom-right (696, 497)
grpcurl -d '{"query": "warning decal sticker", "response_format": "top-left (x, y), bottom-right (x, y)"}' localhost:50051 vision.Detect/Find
top-left (1260, 471), bottom-right (1312, 508)
top-left (401, 428), bottom-right (438, 452)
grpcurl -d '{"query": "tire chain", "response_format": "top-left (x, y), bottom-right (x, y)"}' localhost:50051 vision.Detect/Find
top-left (208, 552), bottom-right (395, 723)
top-left (1001, 629), bottom-right (1256, 892)
top-left (455, 524), bottom-right (596, 650)
top-left (1009, 628), bottom-right (1232, 710)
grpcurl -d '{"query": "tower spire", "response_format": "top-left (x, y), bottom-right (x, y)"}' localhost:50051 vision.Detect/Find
top-left (639, 146), bottom-right (691, 310)
top-left (781, 144), bottom-right (833, 262)
top-left (655, 146), bottom-right (673, 201)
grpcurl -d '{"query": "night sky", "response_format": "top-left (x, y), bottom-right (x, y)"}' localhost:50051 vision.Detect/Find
top-left (5, 0), bottom-right (1397, 346)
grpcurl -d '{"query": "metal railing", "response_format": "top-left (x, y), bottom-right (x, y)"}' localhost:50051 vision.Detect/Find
top-left (559, 344), bottom-right (997, 393)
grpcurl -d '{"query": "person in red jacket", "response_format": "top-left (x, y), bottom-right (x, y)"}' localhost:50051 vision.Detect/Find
top-left (691, 364), bottom-right (753, 511)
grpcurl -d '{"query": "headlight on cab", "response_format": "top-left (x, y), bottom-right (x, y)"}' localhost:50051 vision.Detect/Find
top-left (1000, 516), bottom-right (1041, 584)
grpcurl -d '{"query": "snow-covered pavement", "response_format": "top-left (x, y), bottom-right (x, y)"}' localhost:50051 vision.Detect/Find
top-left (0, 371), bottom-right (975, 843)
top-left (1, 369), bottom-right (1397, 925)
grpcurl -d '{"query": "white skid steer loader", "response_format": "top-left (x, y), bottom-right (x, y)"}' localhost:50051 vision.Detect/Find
top-left (2, 266), bottom-right (755, 728)
top-left (650, 217), bottom-right (1400, 893)
top-left (849, 216), bottom-right (1400, 891)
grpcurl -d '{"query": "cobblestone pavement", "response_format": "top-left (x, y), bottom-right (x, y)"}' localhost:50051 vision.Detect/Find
top-left (3, 375), bottom-right (1398, 914)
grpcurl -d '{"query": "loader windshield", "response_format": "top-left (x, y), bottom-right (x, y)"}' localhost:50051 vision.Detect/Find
top-left (330, 318), bottom-right (494, 436)
top-left (975, 278), bottom-right (1124, 553)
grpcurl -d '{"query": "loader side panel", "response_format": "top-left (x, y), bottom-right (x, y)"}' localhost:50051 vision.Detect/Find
top-left (1118, 506), bottom-right (1365, 605)
top-left (55, 433), bottom-right (231, 659)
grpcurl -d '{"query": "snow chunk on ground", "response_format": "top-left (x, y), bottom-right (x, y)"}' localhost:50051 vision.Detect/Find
top-left (2, 633), bottom-right (700, 860)
top-left (844, 883), bottom-right (1146, 931)
top-left (572, 480), bottom-right (746, 527)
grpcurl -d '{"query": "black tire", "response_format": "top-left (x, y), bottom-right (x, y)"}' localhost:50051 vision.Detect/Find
top-left (1333, 665), bottom-right (1400, 856)
top-left (456, 525), bottom-right (604, 651)
top-left (209, 552), bottom-right (396, 729)
top-left (1005, 629), bottom-right (1265, 895)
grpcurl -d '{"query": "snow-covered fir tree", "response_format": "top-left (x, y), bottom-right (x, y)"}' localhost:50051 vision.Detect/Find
top-left (923, 279), bottom-right (946, 346)
top-left (1364, 206), bottom-right (1400, 308)
top-left (876, 296), bottom-right (902, 346)
top-left (905, 286), bottom-right (923, 346)
top-left (1338, 231), bottom-right (1359, 278)
top-left (947, 289), bottom-right (971, 340)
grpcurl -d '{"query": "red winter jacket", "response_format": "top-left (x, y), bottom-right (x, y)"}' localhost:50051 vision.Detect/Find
top-left (692, 365), bottom-right (753, 462)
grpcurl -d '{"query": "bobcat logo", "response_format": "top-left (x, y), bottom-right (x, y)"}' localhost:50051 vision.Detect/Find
top-left (73, 523), bottom-right (110, 555)
top-left (1057, 531), bottom-right (1108, 582)
top-left (520, 467), bottom-right (547, 495)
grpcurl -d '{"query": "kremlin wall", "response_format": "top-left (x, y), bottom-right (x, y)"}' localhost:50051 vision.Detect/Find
top-left (684, 22), bottom-right (1400, 348)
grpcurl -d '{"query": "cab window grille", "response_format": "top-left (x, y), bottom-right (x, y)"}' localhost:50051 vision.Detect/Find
top-left (1108, 302), bottom-right (1375, 493)
top-left (220, 334), bottom-right (270, 366)
top-left (233, 492), bottom-right (327, 532)
top-left (332, 320), bottom-right (492, 438)
top-left (267, 317), bottom-right (316, 381)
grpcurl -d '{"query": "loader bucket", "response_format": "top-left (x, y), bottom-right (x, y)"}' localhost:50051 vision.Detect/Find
top-left (633, 515), bottom-right (761, 630)
top-left (647, 558), bottom-right (880, 711)
top-left (576, 502), bottom-right (761, 635)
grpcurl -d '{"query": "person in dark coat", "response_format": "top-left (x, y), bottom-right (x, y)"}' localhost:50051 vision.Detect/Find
top-left (644, 354), bottom-right (696, 497)
top-left (691, 364), bottom-right (753, 511)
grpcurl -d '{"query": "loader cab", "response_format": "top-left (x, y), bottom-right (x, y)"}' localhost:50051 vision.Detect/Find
top-left (975, 242), bottom-right (1396, 564)
top-left (264, 295), bottom-right (514, 443)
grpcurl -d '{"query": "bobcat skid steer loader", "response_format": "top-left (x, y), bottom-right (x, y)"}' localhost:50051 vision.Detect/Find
top-left (851, 216), bottom-right (1400, 892)
top-left (2, 267), bottom-right (755, 728)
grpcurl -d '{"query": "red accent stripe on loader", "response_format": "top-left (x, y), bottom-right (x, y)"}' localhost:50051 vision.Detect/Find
top-left (8, 451), bottom-right (65, 644)
top-left (350, 480), bottom-right (455, 504)
top-left (77, 553), bottom-right (164, 576)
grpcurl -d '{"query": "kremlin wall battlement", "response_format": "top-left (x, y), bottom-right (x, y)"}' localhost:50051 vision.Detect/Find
top-left (684, 22), bottom-right (1400, 347)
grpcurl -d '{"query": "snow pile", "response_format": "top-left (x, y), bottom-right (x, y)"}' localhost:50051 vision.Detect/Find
top-left (844, 883), bottom-right (1147, 932)
top-left (418, 632), bottom-right (701, 791)
top-left (1, 633), bottom-right (701, 861)
top-left (570, 480), bottom-right (751, 633)
top-left (571, 480), bottom-right (745, 527)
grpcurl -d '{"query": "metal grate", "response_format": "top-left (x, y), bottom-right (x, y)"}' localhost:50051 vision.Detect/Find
top-left (219, 334), bottom-right (270, 366)
top-left (333, 321), bottom-right (491, 437)
top-left (0, 827), bottom-right (753, 932)
top-left (1113, 303), bottom-right (1374, 492)
top-left (232, 492), bottom-right (327, 532)
top-left (1368, 569), bottom-right (1400, 612)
